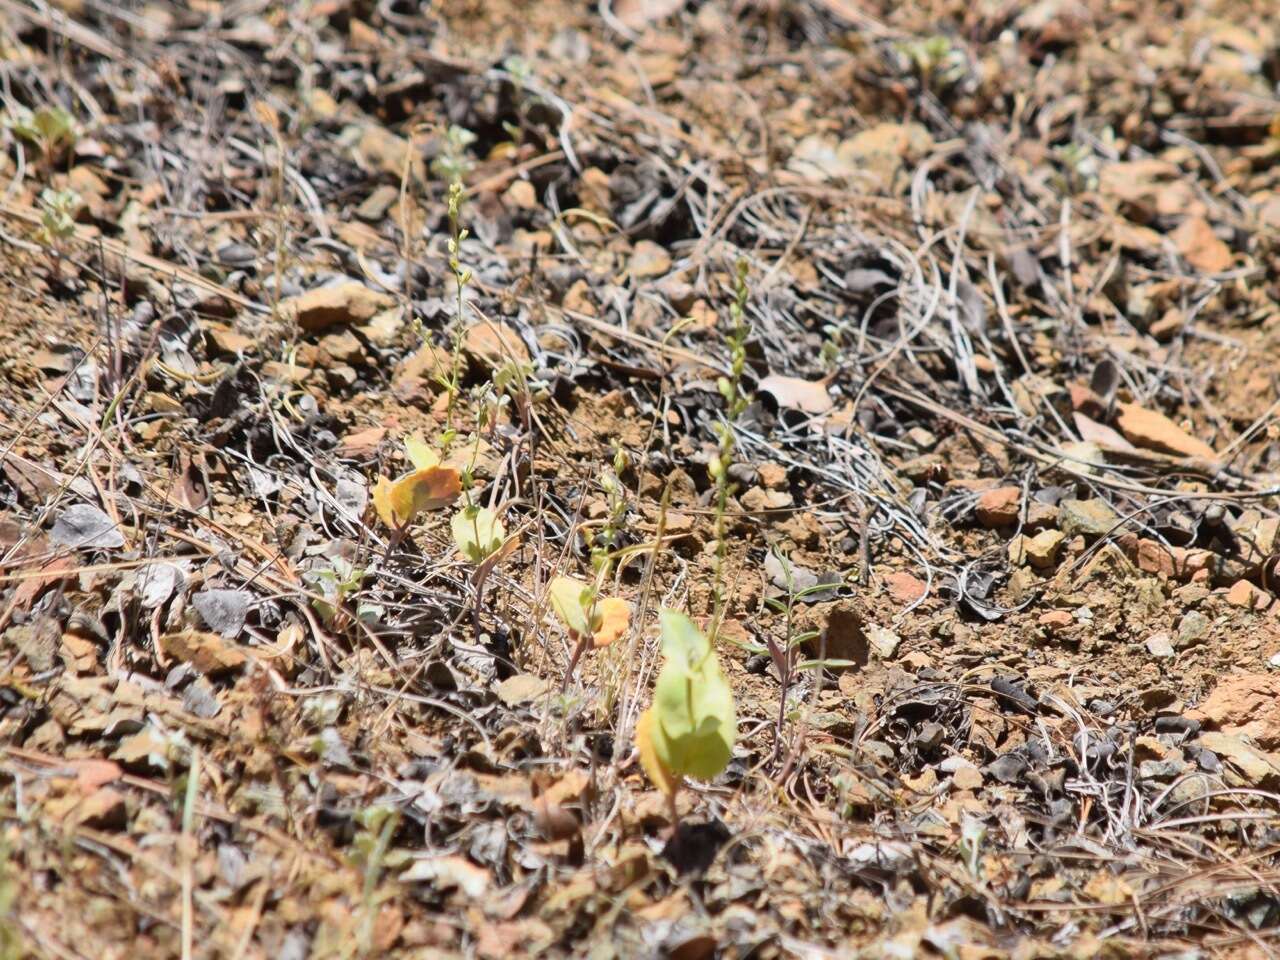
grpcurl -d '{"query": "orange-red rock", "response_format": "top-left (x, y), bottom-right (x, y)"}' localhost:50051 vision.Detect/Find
top-left (1190, 674), bottom-right (1280, 748)
top-left (976, 486), bottom-right (1020, 527)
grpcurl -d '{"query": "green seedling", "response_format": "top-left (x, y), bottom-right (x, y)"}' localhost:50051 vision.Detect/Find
top-left (750, 549), bottom-right (856, 764)
top-left (304, 556), bottom-right (380, 627)
top-left (636, 610), bottom-right (737, 822)
top-left (452, 503), bottom-right (514, 636)
top-left (707, 259), bottom-right (752, 638)
top-left (548, 573), bottom-right (631, 689)
top-left (500, 54), bottom-right (540, 147)
top-left (898, 35), bottom-right (967, 93)
top-left (371, 434), bottom-right (462, 548)
top-left (431, 123), bottom-right (476, 184)
top-left (36, 187), bottom-right (80, 280)
top-left (451, 504), bottom-right (506, 564)
top-left (349, 805), bottom-right (406, 957)
top-left (436, 177), bottom-right (472, 430)
top-left (6, 104), bottom-right (77, 165)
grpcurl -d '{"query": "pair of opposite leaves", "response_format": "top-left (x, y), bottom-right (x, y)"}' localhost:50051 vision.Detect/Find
top-left (372, 436), bottom-right (509, 562)
top-left (547, 574), bottom-right (631, 649)
top-left (636, 611), bottom-right (736, 798)
top-left (371, 435), bottom-right (460, 529)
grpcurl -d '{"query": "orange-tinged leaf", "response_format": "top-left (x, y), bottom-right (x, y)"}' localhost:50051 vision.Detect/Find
top-left (403, 466), bottom-right (462, 511)
top-left (372, 467), bottom-right (461, 528)
top-left (636, 707), bottom-right (679, 797)
top-left (592, 597), bottom-right (631, 648)
top-left (372, 476), bottom-right (401, 528)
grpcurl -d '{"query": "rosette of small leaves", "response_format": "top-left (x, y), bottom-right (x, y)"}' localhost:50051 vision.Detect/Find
top-left (6, 104), bottom-right (77, 164)
top-left (37, 188), bottom-right (79, 249)
top-left (430, 124), bottom-right (476, 183)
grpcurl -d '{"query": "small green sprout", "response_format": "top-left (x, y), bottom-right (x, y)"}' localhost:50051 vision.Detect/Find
top-left (6, 104), bottom-right (77, 164)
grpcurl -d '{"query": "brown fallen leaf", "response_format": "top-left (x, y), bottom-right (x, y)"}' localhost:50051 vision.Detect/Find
top-left (159, 630), bottom-right (247, 676)
top-left (399, 855), bottom-right (490, 898)
top-left (73, 759), bottom-right (123, 793)
top-left (1114, 402), bottom-right (1216, 460)
top-left (1073, 412), bottom-right (1136, 452)
top-left (1172, 216), bottom-right (1233, 273)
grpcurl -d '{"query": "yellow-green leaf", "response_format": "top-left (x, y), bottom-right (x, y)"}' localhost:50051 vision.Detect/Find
top-left (636, 707), bottom-right (679, 797)
top-left (548, 575), bottom-right (596, 636)
top-left (403, 433), bottom-right (439, 471)
top-left (451, 505), bottom-right (506, 564)
top-left (648, 610), bottom-right (736, 783)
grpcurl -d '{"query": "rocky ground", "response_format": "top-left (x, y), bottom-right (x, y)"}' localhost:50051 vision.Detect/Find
top-left (3, 0), bottom-right (1280, 957)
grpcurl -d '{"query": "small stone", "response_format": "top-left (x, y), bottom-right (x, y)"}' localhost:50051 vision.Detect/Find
top-left (868, 626), bottom-right (901, 660)
top-left (658, 277), bottom-right (697, 313)
top-left (349, 123), bottom-right (425, 181)
top-left (1058, 498), bottom-right (1120, 538)
top-left (205, 323), bottom-right (254, 356)
top-left (1068, 382), bottom-right (1107, 418)
top-left (397, 343), bottom-right (452, 384)
top-left (883, 571), bottom-right (926, 605)
top-left (338, 426), bottom-right (386, 459)
top-left (503, 180), bottom-right (538, 210)
top-left (903, 769), bottom-right (936, 793)
top-left (1172, 215), bottom-right (1233, 273)
top-left (261, 361), bottom-right (311, 384)
top-left (1149, 308), bottom-right (1184, 342)
top-left (757, 462), bottom-right (788, 490)
top-left (76, 786), bottom-right (127, 830)
top-left (496, 673), bottom-right (550, 706)
top-left (951, 766), bottom-right (984, 791)
top-left (903, 427), bottom-right (937, 450)
top-left (1011, 529), bottom-right (1064, 569)
top-left (1039, 610), bottom-right (1073, 631)
top-left (1226, 580), bottom-right (1271, 611)
top-left (358, 306), bottom-right (404, 347)
top-left (1024, 501), bottom-right (1058, 530)
top-left (1195, 732), bottom-right (1280, 789)
top-left (463, 322), bottom-right (531, 369)
top-left (975, 486), bottom-right (1020, 527)
top-left (1132, 538), bottom-right (1212, 580)
top-left (1176, 610), bottom-right (1210, 649)
top-left (326, 364), bottom-right (358, 390)
top-left (1138, 758), bottom-right (1188, 781)
top-left (562, 278), bottom-right (596, 316)
top-left (281, 281), bottom-right (396, 332)
top-left (1189, 673), bottom-right (1280, 748)
top-left (740, 486), bottom-right (792, 512)
top-left (159, 630), bottom-right (246, 676)
top-left (628, 240), bottom-right (672, 279)
top-left (1145, 633), bottom-right (1175, 658)
top-left (901, 454), bottom-right (946, 483)
top-left (355, 184), bottom-right (400, 222)
top-left (191, 589), bottom-right (250, 638)
top-left (798, 601), bottom-right (867, 668)
top-left (318, 329), bottom-right (365, 365)
top-left (215, 242), bottom-right (257, 267)
top-left (578, 166), bottom-right (611, 213)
